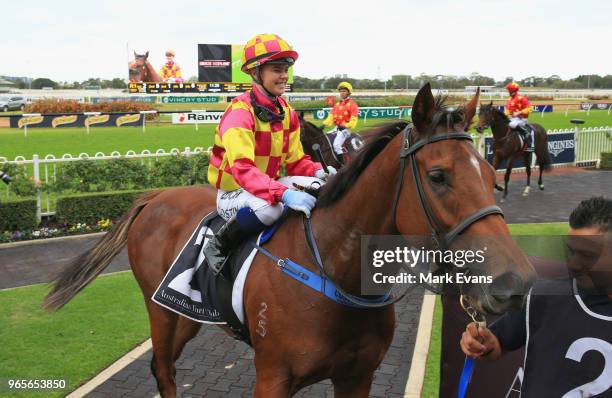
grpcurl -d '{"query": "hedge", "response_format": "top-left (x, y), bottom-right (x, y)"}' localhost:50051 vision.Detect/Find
top-left (602, 152), bottom-right (612, 170)
top-left (0, 199), bottom-right (37, 231)
top-left (55, 190), bottom-right (149, 225)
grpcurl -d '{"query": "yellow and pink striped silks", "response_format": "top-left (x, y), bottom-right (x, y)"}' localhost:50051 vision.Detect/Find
top-left (208, 85), bottom-right (321, 204)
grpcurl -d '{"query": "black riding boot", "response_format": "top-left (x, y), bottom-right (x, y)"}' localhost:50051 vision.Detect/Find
top-left (520, 125), bottom-right (533, 150)
top-left (336, 152), bottom-right (346, 166)
top-left (204, 216), bottom-right (252, 275)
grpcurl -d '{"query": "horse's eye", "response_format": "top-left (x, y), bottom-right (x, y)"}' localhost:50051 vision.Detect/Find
top-left (428, 169), bottom-right (446, 185)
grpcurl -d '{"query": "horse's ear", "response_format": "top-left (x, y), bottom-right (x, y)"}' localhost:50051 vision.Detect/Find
top-left (489, 101), bottom-right (493, 106)
top-left (464, 87), bottom-right (480, 130)
top-left (412, 83), bottom-right (435, 134)
top-left (145, 51), bottom-right (149, 59)
top-left (133, 51), bottom-right (137, 57)
top-left (298, 111), bottom-right (305, 120)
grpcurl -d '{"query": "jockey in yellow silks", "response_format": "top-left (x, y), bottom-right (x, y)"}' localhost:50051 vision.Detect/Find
top-left (159, 49), bottom-right (184, 83)
top-left (203, 33), bottom-right (337, 274)
top-left (322, 81), bottom-right (359, 164)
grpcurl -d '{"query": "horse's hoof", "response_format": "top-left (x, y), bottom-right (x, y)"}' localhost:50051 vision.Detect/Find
top-left (500, 198), bottom-right (506, 203)
top-left (495, 184), bottom-right (504, 192)
top-left (522, 186), bottom-right (530, 196)
top-left (539, 184), bottom-right (544, 190)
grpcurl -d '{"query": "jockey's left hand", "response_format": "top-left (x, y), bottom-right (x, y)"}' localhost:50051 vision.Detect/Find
top-left (315, 166), bottom-right (337, 181)
top-left (512, 111), bottom-right (521, 117)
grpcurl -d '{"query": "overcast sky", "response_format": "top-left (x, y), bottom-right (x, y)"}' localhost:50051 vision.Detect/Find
top-left (2, 0), bottom-right (610, 82)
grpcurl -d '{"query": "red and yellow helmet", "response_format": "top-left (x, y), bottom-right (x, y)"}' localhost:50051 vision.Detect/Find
top-left (337, 81), bottom-right (353, 94)
top-left (241, 33), bottom-right (298, 72)
top-left (506, 82), bottom-right (520, 93)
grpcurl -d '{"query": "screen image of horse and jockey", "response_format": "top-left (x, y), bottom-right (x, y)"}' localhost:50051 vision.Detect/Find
top-left (127, 43), bottom-right (293, 93)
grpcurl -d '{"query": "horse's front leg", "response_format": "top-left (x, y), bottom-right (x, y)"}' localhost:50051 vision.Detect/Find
top-left (253, 369), bottom-right (293, 398)
top-left (523, 151), bottom-right (532, 196)
top-left (332, 373), bottom-right (375, 398)
top-left (492, 153), bottom-right (504, 192)
top-left (503, 157), bottom-right (515, 202)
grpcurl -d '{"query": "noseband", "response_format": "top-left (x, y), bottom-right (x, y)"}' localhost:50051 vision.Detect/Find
top-left (391, 125), bottom-right (503, 270)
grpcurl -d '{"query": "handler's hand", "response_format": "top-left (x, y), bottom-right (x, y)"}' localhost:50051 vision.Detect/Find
top-left (460, 322), bottom-right (501, 360)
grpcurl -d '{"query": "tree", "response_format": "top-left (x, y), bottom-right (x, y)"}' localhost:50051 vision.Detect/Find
top-left (31, 78), bottom-right (58, 89)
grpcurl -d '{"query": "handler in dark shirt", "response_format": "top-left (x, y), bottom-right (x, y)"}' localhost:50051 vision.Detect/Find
top-left (460, 197), bottom-right (612, 397)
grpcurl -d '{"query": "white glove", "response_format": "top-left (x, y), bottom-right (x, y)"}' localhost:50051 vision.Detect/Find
top-left (315, 166), bottom-right (337, 180)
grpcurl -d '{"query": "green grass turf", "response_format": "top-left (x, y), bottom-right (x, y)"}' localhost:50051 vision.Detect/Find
top-left (0, 272), bottom-right (149, 397)
top-left (1, 108), bottom-right (610, 161)
top-left (420, 222), bottom-right (569, 396)
top-left (0, 116), bottom-right (400, 160)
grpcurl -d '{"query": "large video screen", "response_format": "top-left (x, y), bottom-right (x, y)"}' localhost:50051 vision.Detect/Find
top-left (128, 44), bottom-right (293, 94)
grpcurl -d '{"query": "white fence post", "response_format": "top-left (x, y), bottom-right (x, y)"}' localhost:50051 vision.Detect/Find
top-left (33, 154), bottom-right (41, 222)
top-left (478, 132), bottom-right (486, 157)
top-left (83, 111), bottom-right (101, 135)
top-left (140, 110), bottom-right (158, 133)
top-left (22, 113), bottom-right (41, 138)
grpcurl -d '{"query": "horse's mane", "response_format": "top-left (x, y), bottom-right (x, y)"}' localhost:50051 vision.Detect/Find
top-left (317, 121), bottom-right (407, 207)
top-left (317, 97), bottom-right (470, 207)
top-left (482, 103), bottom-right (509, 123)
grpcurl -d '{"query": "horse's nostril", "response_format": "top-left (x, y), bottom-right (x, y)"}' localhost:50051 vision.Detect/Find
top-left (489, 272), bottom-right (524, 303)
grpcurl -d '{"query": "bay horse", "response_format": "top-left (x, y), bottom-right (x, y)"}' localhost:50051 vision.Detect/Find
top-left (128, 51), bottom-right (163, 83)
top-left (44, 84), bottom-right (536, 397)
top-left (476, 103), bottom-right (551, 201)
top-left (299, 112), bottom-right (364, 169)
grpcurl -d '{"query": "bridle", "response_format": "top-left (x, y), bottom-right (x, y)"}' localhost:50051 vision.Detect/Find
top-left (297, 123), bottom-right (505, 308)
top-left (391, 125), bottom-right (504, 290)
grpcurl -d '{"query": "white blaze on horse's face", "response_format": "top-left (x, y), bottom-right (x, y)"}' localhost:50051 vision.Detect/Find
top-left (469, 155), bottom-right (482, 179)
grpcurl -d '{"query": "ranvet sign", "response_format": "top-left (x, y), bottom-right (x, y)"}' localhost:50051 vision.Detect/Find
top-left (171, 111), bottom-right (224, 124)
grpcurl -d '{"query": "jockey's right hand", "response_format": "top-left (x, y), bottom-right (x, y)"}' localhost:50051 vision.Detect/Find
top-left (319, 124), bottom-right (326, 130)
top-left (459, 322), bottom-right (501, 360)
top-left (281, 189), bottom-right (317, 218)
top-left (315, 166), bottom-right (337, 181)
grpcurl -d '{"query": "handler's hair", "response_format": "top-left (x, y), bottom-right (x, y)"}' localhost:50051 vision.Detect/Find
top-left (569, 196), bottom-right (612, 232)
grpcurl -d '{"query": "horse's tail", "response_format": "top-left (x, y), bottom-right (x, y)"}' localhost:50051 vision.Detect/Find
top-left (43, 190), bottom-right (163, 311)
top-left (536, 125), bottom-right (552, 171)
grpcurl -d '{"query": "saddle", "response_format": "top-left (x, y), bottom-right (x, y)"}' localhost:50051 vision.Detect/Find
top-left (508, 124), bottom-right (535, 152)
top-left (152, 211), bottom-right (283, 345)
top-left (325, 130), bottom-right (364, 162)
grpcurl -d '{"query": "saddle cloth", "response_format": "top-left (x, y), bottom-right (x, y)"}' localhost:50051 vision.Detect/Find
top-left (151, 211), bottom-right (263, 326)
top-left (515, 124), bottom-right (535, 152)
top-left (325, 131), bottom-right (364, 161)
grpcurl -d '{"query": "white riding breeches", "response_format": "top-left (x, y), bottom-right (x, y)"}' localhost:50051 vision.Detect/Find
top-left (216, 176), bottom-right (324, 224)
top-left (328, 126), bottom-right (352, 155)
top-left (508, 117), bottom-right (527, 129)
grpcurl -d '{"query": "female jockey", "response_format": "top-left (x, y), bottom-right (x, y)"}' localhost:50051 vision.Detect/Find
top-left (321, 81), bottom-right (359, 164)
top-left (203, 33), bottom-right (337, 274)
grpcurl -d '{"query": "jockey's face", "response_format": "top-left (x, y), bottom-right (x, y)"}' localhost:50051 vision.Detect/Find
top-left (166, 56), bottom-right (174, 64)
top-left (566, 226), bottom-right (612, 297)
top-left (339, 88), bottom-right (350, 100)
top-left (255, 63), bottom-right (289, 97)
top-left (508, 90), bottom-right (517, 97)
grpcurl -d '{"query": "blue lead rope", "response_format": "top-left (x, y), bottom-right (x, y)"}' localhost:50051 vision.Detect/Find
top-left (458, 356), bottom-right (475, 398)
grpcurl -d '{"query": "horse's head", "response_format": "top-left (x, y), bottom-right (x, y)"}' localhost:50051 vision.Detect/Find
top-left (299, 112), bottom-right (325, 142)
top-left (299, 112), bottom-right (343, 169)
top-left (475, 101), bottom-right (497, 134)
top-left (396, 84), bottom-right (536, 314)
top-left (133, 51), bottom-right (149, 67)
